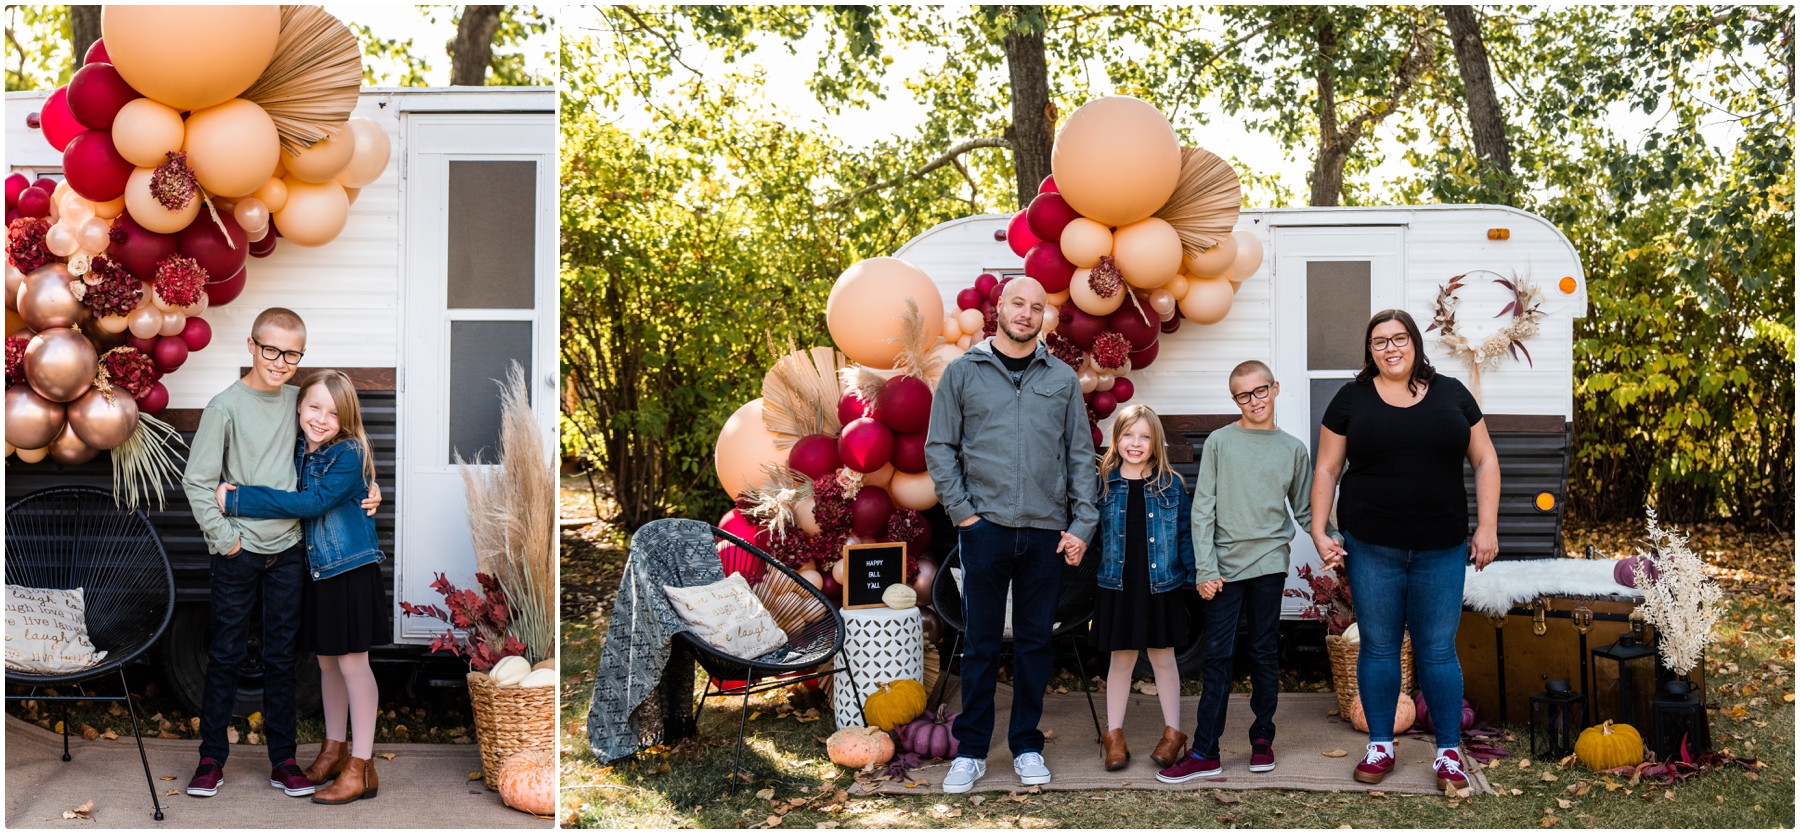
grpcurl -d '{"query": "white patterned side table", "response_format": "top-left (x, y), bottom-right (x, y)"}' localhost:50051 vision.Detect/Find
top-left (830, 606), bottom-right (924, 729)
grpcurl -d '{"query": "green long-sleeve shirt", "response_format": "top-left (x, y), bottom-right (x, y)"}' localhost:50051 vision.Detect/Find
top-left (1190, 423), bottom-right (1324, 584)
top-left (181, 380), bottom-right (302, 556)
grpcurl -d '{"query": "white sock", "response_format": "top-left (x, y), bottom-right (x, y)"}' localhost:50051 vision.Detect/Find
top-left (1370, 741), bottom-right (1393, 756)
top-left (1438, 746), bottom-right (1460, 761)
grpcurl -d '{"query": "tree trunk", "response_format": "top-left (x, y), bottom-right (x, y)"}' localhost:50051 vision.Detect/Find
top-left (450, 5), bottom-right (504, 86)
top-left (1308, 20), bottom-right (1344, 207)
top-left (1001, 20), bottom-right (1054, 210)
top-left (1443, 5), bottom-right (1514, 204)
top-left (69, 5), bottom-right (102, 69)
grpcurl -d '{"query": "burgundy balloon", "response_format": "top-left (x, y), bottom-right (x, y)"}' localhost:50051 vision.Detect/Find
top-left (1039, 174), bottom-right (1058, 194)
top-left (974, 273), bottom-right (999, 297)
top-left (850, 485), bottom-right (894, 538)
top-left (84, 39), bottom-right (110, 65)
top-left (837, 416), bottom-right (894, 473)
top-left (835, 389), bottom-right (869, 427)
top-left (890, 430), bottom-right (928, 474)
top-left (66, 63), bottom-right (141, 130)
top-left (1023, 241), bottom-right (1076, 295)
top-left (248, 232), bottom-right (277, 258)
top-left (1127, 340), bottom-right (1160, 370)
top-left (1091, 426), bottom-right (1104, 448)
top-left (956, 287), bottom-right (981, 311)
top-left (62, 130), bottom-right (133, 201)
top-left (206, 266), bottom-right (247, 306)
top-left (125, 332), bottom-right (158, 355)
top-left (33, 178), bottom-right (57, 193)
top-left (179, 316), bottom-right (212, 352)
top-left (26, 111), bottom-right (40, 130)
top-left (1108, 302), bottom-right (1161, 351)
top-left (787, 433), bottom-right (842, 480)
top-left (1005, 209), bottom-right (1040, 258)
top-left (151, 335), bottom-right (189, 372)
top-left (820, 573), bottom-right (842, 602)
top-left (1091, 390), bottom-right (1118, 419)
top-left (16, 186), bottom-right (50, 218)
top-left (1026, 192), bottom-right (1080, 242)
top-left (875, 375), bottom-right (932, 434)
top-left (177, 211), bottom-right (248, 281)
top-left (111, 213), bottom-right (179, 282)
top-left (40, 87), bottom-right (87, 153)
top-left (1160, 313), bottom-right (1182, 334)
top-left (1111, 377), bottom-right (1135, 404)
top-left (985, 281), bottom-right (1004, 303)
top-left (5, 208), bottom-right (17, 226)
top-left (1059, 306), bottom-right (1106, 351)
top-left (137, 381), bottom-right (169, 415)
top-left (716, 510), bottom-right (769, 584)
top-left (4, 173), bottom-right (25, 208)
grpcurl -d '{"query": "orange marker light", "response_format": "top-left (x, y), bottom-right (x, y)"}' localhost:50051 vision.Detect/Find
top-left (1487, 228), bottom-right (1511, 240)
top-left (1535, 492), bottom-right (1557, 511)
top-left (1559, 276), bottom-right (1577, 294)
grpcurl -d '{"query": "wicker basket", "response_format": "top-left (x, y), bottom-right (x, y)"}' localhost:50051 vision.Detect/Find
top-left (1325, 633), bottom-right (1415, 719)
top-left (467, 671), bottom-right (556, 790)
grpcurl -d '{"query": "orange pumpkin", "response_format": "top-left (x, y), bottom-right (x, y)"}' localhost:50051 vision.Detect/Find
top-left (1348, 692), bottom-right (1417, 735)
top-left (826, 725), bottom-right (895, 768)
top-left (497, 749), bottom-right (555, 816)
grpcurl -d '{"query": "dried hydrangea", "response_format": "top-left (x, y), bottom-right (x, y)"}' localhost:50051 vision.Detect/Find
top-left (800, 528), bottom-right (849, 570)
top-left (883, 508), bottom-right (926, 544)
top-left (5, 336), bottom-right (28, 388)
top-left (810, 473), bottom-right (853, 533)
top-left (7, 216), bottom-right (52, 273)
top-left (152, 254), bottom-right (209, 308)
top-left (98, 347), bottom-right (157, 399)
top-left (767, 530), bottom-right (814, 571)
top-left (150, 151), bottom-right (199, 212)
top-left (981, 304), bottom-right (998, 338)
top-left (1089, 331), bottom-right (1131, 371)
top-left (1045, 331), bottom-right (1083, 370)
top-left (1087, 255), bottom-right (1123, 299)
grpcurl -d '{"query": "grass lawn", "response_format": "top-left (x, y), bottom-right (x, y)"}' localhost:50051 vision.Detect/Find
top-left (558, 489), bottom-right (1794, 829)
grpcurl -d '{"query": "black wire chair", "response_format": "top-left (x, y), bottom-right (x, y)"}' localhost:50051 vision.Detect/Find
top-left (5, 486), bottom-right (175, 822)
top-left (675, 525), bottom-right (860, 793)
top-left (928, 542), bottom-right (1104, 744)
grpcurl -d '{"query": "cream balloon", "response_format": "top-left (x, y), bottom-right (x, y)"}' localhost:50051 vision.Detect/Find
top-left (271, 178), bottom-right (349, 247)
top-left (795, 497), bottom-right (822, 536)
top-left (713, 398), bottom-right (786, 498)
top-left (1177, 275), bottom-right (1235, 325)
top-left (252, 177), bottom-right (289, 213)
top-left (15, 446), bottom-right (48, 464)
top-left (1185, 232), bottom-right (1238, 278)
top-left (956, 307), bottom-right (984, 337)
top-left (150, 287), bottom-right (179, 313)
top-left (232, 197), bottom-right (269, 234)
top-left (1049, 96), bottom-right (1181, 226)
top-left (1078, 369), bottom-right (1098, 394)
top-left (1165, 273), bottom-right (1191, 301)
top-left (112, 98), bottom-right (187, 168)
top-left (1096, 373), bottom-right (1115, 392)
top-left (1042, 303), bottom-right (1060, 332)
top-left (182, 293), bottom-right (209, 317)
top-left (824, 257), bottom-right (944, 369)
top-left (77, 217), bottom-right (111, 253)
top-left (864, 463), bottom-right (896, 489)
top-left (887, 469), bottom-right (940, 511)
top-left (184, 99), bottom-right (280, 198)
top-left (1057, 217), bottom-right (1115, 268)
top-left (335, 117), bottom-right (392, 189)
top-left (127, 306), bottom-right (162, 339)
top-left (1148, 288), bottom-right (1177, 317)
top-left (44, 223), bottom-right (80, 258)
top-left (97, 314), bottom-right (130, 334)
top-left (1068, 267), bottom-right (1126, 316)
top-left (102, 5), bottom-right (279, 111)
top-left (123, 167), bottom-right (200, 233)
top-left (59, 191), bottom-right (94, 224)
top-left (160, 311), bottom-right (185, 337)
top-left (92, 196), bottom-right (125, 219)
top-left (247, 224), bottom-right (269, 243)
top-left (285, 129), bottom-right (355, 184)
top-left (1222, 230), bottom-right (1265, 282)
top-left (1112, 216), bottom-right (1183, 288)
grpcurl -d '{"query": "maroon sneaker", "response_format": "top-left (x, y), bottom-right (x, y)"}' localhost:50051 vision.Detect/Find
top-left (1353, 743), bottom-right (1395, 784)
top-left (187, 758), bottom-right (223, 797)
top-left (1156, 752), bottom-right (1222, 784)
top-left (1435, 749), bottom-right (1470, 791)
top-left (270, 759), bottom-right (316, 796)
top-left (1249, 740), bottom-right (1276, 773)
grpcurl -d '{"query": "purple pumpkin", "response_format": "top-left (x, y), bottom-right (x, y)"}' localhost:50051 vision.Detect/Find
top-left (1613, 554), bottom-right (1660, 587)
top-left (896, 709), bottom-right (960, 760)
top-left (1413, 693), bottom-right (1477, 734)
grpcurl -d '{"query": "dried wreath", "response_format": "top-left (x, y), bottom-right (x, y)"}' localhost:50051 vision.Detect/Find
top-left (1427, 270), bottom-right (1545, 401)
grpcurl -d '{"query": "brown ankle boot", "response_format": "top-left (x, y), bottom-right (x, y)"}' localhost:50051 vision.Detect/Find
top-left (303, 739), bottom-right (348, 784)
top-left (1101, 728), bottom-right (1130, 771)
top-left (1151, 726), bottom-right (1189, 768)
top-left (311, 756), bottom-right (377, 804)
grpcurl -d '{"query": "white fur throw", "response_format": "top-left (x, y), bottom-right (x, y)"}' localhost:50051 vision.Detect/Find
top-left (1462, 559), bottom-right (1633, 616)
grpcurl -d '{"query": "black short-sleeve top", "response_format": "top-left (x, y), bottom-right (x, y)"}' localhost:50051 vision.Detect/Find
top-left (1320, 374), bottom-right (1483, 550)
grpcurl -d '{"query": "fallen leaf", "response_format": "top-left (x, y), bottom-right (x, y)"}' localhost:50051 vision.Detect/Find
top-left (227, 727), bottom-right (240, 744)
top-left (1518, 758), bottom-right (1533, 770)
top-left (1557, 799), bottom-right (1572, 809)
top-left (1217, 815), bottom-right (1237, 823)
top-left (1368, 791), bottom-right (1386, 798)
top-left (81, 724), bottom-right (99, 740)
top-left (376, 752), bottom-right (396, 761)
top-left (816, 822), bottom-right (840, 829)
top-left (1664, 790), bottom-right (1676, 800)
top-left (1323, 749), bottom-right (1348, 758)
top-left (157, 731), bottom-right (179, 740)
top-left (1510, 788), bottom-right (1524, 796)
top-left (749, 711), bottom-right (762, 721)
top-left (1540, 771), bottom-right (1558, 782)
top-left (654, 762), bottom-right (671, 775)
top-left (1540, 816), bottom-right (1559, 827)
top-left (1783, 693), bottom-right (1794, 702)
top-left (969, 796), bottom-right (985, 806)
top-left (757, 788), bottom-right (776, 801)
top-left (63, 800), bottom-right (94, 820)
top-left (765, 815), bottom-right (782, 827)
top-left (164, 790), bottom-right (179, 796)
top-left (1743, 771), bottom-right (1760, 781)
top-left (1213, 790), bottom-right (1240, 804)
top-left (98, 729), bottom-right (118, 741)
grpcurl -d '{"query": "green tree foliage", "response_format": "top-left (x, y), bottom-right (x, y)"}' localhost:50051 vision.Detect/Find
top-left (5, 5), bottom-right (72, 92)
top-left (352, 22), bottom-right (434, 87)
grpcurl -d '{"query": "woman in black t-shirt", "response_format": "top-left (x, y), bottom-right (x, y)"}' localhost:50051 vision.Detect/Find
top-left (1309, 309), bottom-right (1500, 793)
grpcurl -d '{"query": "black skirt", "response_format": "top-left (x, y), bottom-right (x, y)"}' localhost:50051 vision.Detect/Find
top-left (1091, 478), bottom-right (1189, 653)
top-left (301, 561), bottom-right (392, 656)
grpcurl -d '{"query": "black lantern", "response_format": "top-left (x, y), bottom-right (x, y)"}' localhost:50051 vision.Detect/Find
top-left (1528, 679), bottom-right (1586, 759)
top-left (1650, 679), bottom-right (1711, 761)
top-left (1591, 634), bottom-right (1657, 730)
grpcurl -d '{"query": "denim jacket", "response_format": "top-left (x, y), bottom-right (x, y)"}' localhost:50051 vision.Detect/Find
top-left (225, 437), bottom-right (384, 581)
top-left (1095, 468), bottom-right (1196, 594)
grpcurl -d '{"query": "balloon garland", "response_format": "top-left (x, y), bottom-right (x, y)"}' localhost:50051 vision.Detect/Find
top-left (4, 7), bottom-right (392, 506)
top-left (1426, 270), bottom-right (1545, 402)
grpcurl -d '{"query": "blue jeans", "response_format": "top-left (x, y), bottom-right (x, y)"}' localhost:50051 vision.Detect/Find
top-left (952, 520), bottom-right (1063, 759)
top-left (1342, 531), bottom-right (1468, 748)
top-left (1191, 572), bottom-right (1284, 758)
top-left (198, 541), bottom-right (304, 766)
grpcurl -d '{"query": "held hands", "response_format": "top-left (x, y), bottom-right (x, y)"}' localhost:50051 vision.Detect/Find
top-left (1313, 532), bottom-right (1346, 570)
top-left (362, 482), bottom-right (382, 516)
top-left (1471, 526), bottom-right (1498, 571)
top-left (1057, 531), bottom-right (1086, 566)
top-left (1196, 579), bottom-right (1225, 600)
top-left (215, 482), bottom-right (235, 510)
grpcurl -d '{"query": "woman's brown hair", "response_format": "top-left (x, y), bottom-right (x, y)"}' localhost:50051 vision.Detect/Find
top-left (1098, 404), bottom-right (1182, 493)
top-left (299, 370), bottom-right (377, 489)
top-left (1354, 308), bottom-right (1437, 394)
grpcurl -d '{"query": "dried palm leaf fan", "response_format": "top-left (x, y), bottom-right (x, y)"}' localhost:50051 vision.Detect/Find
top-left (761, 340), bottom-right (846, 449)
top-left (1154, 146), bottom-right (1243, 261)
top-left (241, 5), bottom-right (364, 157)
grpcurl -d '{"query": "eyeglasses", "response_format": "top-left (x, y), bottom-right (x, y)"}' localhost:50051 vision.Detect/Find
top-left (253, 338), bottom-right (305, 366)
top-left (1231, 384), bottom-right (1272, 405)
top-left (1369, 334), bottom-right (1411, 351)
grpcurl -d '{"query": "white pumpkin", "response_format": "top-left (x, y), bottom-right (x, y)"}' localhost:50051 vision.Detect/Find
top-left (490, 655), bottom-right (531, 685)
top-left (882, 583), bottom-right (917, 610)
top-left (1341, 622), bottom-right (1360, 644)
top-left (517, 668), bottom-right (557, 688)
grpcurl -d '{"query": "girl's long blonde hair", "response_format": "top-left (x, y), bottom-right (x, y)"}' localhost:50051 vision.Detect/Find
top-left (300, 370), bottom-right (377, 489)
top-left (1098, 403), bottom-right (1182, 492)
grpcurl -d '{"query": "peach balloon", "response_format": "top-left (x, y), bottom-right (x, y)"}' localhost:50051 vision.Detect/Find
top-left (1112, 216), bottom-right (1182, 288)
top-left (925, 344), bottom-right (964, 387)
top-left (7, 263), bottom-right (25, 311)
top-left (5, 385), bottom-right (66, 449)
top-left (232, 197), bottom-right (269, 234)
top-left (714, 398), bottom-right (786, 498)
top-left (247, 224), bottom-right (269, 243)
top-left (5, 311), bottom-right (22, 333)
top-left (825, 257), bottom-right (944, 369)
top-left (97, 314), bottom-right (130, 334)
top-left (342, 186), bottom-right (361, 206)
top-left (1148, 288), bottom-right (1177, 317)
top-left (123, 167), bottom-right (200, 233)
top-left (252, 177), bottom-right (290, 213)
top-left (956, 307), bottom-right (984, 336)
top-left (127, 306), bottom-right (162, 339)
top-left (24, 327), bottom-right (98, 403)
top-left (111, 98), bottom-right (186, 168)
top-left (831, 555), bottom-right (849, 585)
top-left (1177, 275), bottom-right (1235, 325)
top-left (59, 191), bottom-right (94, 224)
top-left (184, 99), bottom-right (280, 197)
top-left (956, 335), bottom-right (972, 350)
top-left (1222, 230), bottom-right (1265, 282)
top-left (1185, 232), bottom-right (1238, 278)
top-left (285, 129), bottom-right (355, 184)
top-left (1042, 303), bottom-right (1060, 332)
top-left (102, 5), bottom-right (279, 111)
top-left (1050, 96), bottom-right (1181, 226)
top-left (864, 463), bottom-right (896, 489)
top-left (336, 117), bottom-right (392, 189)
top-left (271, 178), bottom-right (350, 246)
top-left (92, 196), bottom-right (125, 219)
top-left (48, 422), bottom-right (99, 466)
top-left (77, 217), bottom-right (111, 253)
top-left (941, 316), bottom-right (962, 342)
top-left (1057, 217), bottom-right (1114, 268)
top-left (15, 446), bottom-right (49, 464)
top-left (1165, 273), bottom-right (1191, 301)
top-left (45, 223), bottom-right (79, 258)
top-left (1068, 267), bottom-right (1126, 316)
top-left (888, 469), bottom-right (939, 511)
top-left (796, 497), bottom-right (822, 535)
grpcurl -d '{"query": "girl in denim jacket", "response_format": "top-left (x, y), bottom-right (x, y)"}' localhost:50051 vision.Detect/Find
top-left (1090, 404), bottom-right (1195, 772)
top-left (218, 370), bottom-right (386, 804)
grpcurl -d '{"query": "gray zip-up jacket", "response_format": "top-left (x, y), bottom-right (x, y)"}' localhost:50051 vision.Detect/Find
top-left (924, 338), bottom-right (1100, 542)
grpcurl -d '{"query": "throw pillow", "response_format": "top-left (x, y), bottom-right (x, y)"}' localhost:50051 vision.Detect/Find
top-left (5, 585), bottom-right (109, 674)
top-left (664, 574), bottom-right (788, 658)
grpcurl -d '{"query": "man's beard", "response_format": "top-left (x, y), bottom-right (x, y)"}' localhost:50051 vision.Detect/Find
top-left (998, 317), bottom-right (1042, 345)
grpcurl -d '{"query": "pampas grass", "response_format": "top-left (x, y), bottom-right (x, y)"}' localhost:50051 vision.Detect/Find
top-left (111, 412), bottom-right (187, 510)
top-left (888, 297), bottom-right (945, 383)
top-left (1632, 508), bottom-right (1724, 677)
top-left (456, 362), bottom-right (556, 663)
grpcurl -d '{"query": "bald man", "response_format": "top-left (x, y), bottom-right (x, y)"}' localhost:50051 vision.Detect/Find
top-left (925, 276), bottom-right (1099, 792)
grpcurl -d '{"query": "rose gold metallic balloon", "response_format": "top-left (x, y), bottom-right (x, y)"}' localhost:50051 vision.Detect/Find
top-left (67, 387), bottom-right (140, 450)
top-left (24, 327), bottom-right (98, 402)
top-left (5, 384), bottom-right (67, 449)
top-left (910, 558), bottom-right (937, 602)
top-left (5, 264), bottom-right (24, 312)
top-left (18, 264), bottom-right (88, 331)
top-left (48, 422), bottom-right (99, 465)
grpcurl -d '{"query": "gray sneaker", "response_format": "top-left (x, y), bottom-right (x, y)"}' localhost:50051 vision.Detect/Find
top-left (1013, 751), bottom-right (1051, 786)
top-left (942, 757), bottom-right (986, 794)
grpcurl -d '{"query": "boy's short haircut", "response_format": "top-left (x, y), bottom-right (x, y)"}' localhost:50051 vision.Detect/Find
top-left (251, 307), bottom-right (307, 342)
top-left (1228, 360), bottom-right (1274, 389)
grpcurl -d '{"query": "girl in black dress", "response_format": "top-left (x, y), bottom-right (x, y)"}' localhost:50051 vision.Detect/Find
top-left (1091, 404), bottom-right (1194, 770)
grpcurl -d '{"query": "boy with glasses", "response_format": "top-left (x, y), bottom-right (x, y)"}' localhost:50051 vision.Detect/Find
top-left (1158, 360), bottom-right (1327, 783)
top-left (181, 308), bottom-right (378, 798)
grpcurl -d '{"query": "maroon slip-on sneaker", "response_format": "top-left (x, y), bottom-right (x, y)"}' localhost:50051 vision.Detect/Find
top-left (187, 758), bottom-right (223, 797)
top-left (1156, 752), bottom-right (1223, 784)
top-left (1249, 740), bottom-right (1276, 773)
top-left (270, 759), bottom-right (316, 796)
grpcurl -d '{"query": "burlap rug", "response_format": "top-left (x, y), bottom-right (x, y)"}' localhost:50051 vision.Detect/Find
top-left (854, 684), bottom-right (1494, 797)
